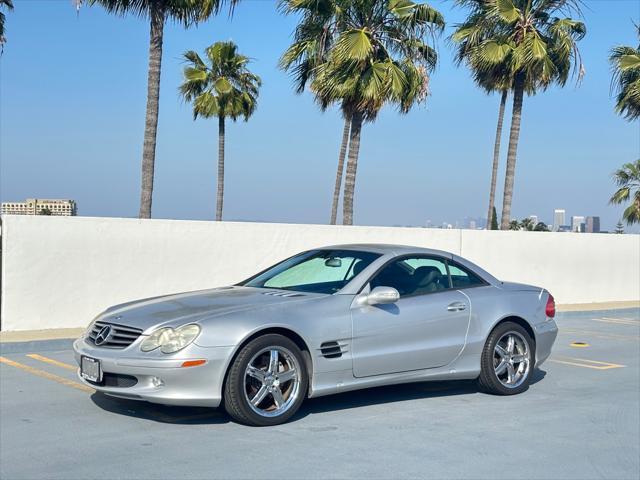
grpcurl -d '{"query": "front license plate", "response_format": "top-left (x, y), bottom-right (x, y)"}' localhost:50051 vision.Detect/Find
top-left (81, 356), bottom-right (102, 383)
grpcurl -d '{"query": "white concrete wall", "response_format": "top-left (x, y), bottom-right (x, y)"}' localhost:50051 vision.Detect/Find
top-left (1, 215), bottom-right (639, 331)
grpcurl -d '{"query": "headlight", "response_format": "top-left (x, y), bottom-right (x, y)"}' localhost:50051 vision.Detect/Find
top-left (140, 324), bottom-right (201, 354)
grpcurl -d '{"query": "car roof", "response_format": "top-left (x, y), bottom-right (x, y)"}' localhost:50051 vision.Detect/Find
top-left (318, 243), bottom-right (455, 258)
top-left (318, 243), bottom-right (501, 290)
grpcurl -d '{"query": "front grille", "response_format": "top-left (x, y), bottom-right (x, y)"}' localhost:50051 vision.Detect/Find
top-left (87, 321), bottom-right (142, 349)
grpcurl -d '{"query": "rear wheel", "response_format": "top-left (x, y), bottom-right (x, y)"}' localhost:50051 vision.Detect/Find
top-left (478, 321), bottom-right (534, 395)
top-left (223, 334), bottom-right (308, 426)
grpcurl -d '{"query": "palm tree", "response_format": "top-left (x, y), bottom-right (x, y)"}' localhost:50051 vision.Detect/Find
top-left (610, 160), bottom-right (640, 226)
top-left (329, 119), bottom-right (351, 224)
top-left (533, 221), bottom-right (549, 231)
top-left (88, 0), bottom-right (232, 219)
top-left (180, 41), bottom-right (261, 221)
top-left (610, 26), bottom-right (640, 121)
top-left (485, 89), bottom-right (508, 229)
top-left (520, 217), bottom-right (534, 231)
top-left (452, 9), bottom-right (512, 230)
top-left (283, 0), bottom-right (444, 225)
top-left (0, 0), bottom-right (14, 52)
top-left (454, 0), bottom-right (586, 230)
top-left (279, 0), bottom-right (351, 225)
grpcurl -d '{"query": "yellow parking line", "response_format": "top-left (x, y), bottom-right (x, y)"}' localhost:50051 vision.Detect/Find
top-left (549, 356), bottom-right (625, 370)
top-left (0, 356), bottom-right (94, 393)
top-left (26, 354), bottom-right (77, 371)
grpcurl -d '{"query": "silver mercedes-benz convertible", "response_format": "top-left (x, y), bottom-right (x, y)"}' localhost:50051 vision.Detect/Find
top-left (74, 244), bottom-right (558, 426)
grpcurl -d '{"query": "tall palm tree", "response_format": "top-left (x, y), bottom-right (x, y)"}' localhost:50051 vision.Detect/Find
top-left (455, 0), bottom-right (586, 230)
top-left (88, 0), bottom-right (232, 219)
top-left (0, 0), bottom-right (14, 52)
top-left (180, 41), bottom-right (261, 221)
top-left (610, 160), bottom-right (640, 225)
top-left (452, 9), bottom-right (511, 230)
top-left (610, 26), bottom-right (640, 121)
top-left (280, 0), bottom-right (350, 225)
top-left (329, 118), bottom-right (350, 225)
top-left (283, 0), bottom-right (444, 225)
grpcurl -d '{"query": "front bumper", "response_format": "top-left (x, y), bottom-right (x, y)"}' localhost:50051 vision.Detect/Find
top-left (534, 319), bottom-right (558, 367)
top-left (73, 337), bottom-right (234, 407)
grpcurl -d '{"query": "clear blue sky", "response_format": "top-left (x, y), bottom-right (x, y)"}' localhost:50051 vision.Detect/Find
top-left (1, 0), bottom-right (638, 231)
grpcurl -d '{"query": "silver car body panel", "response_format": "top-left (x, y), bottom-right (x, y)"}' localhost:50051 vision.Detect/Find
top-left (73, 244), bottom-right (558, 407)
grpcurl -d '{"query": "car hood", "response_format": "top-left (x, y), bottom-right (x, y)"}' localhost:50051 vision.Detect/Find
top-left (98, 286), bottom-right (322, 334)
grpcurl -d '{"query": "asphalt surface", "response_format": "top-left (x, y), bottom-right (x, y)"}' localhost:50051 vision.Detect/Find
top-left (1, 308), bottom-right (639, 480)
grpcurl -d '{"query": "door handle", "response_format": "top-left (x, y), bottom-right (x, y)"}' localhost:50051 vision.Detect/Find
top-left (447, 302), bottom-right (467, 312)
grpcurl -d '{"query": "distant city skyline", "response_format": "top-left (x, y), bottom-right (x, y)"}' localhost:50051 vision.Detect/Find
top-left (0, 196), bottom-right (615, 234)
top-left (0, 1), bottom-right (638, 233)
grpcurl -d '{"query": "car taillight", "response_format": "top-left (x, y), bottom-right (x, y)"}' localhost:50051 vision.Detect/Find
top-left (545, 294), bottom-right (556, 318)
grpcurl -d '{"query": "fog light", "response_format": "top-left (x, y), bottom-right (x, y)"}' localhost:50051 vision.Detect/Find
top-left (151, 376), bottom-right (164, 387)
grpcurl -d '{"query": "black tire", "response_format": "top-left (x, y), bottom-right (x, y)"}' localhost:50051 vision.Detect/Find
top-left (223, 334), bottom-right (308, 426)
top-left (478, 321), bottom-right (535, 395)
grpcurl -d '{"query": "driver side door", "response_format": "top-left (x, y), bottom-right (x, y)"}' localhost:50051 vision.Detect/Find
top-left (351, 255), bottom-right (471, 378)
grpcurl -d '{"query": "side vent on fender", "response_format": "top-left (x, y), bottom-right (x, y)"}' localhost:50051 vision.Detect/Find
top-left (319, 341), bottom-right (348, 359)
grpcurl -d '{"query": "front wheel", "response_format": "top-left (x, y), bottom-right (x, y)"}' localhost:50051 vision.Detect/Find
top-left (478, 321), bottom-right (534, 395)
top-left (223, 334), bottom-right (308, 426)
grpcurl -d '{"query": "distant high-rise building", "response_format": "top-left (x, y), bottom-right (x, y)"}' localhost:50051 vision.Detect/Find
top-left (553, 209), bottom-right (566, 231)
top-left (529, 215), bottom-right (539, 225)
top-left (1, 198), bottom-right (77, 216)
top-left (585, 216), bottom-right (601, 233)
top-left (571, 216), bottom-right (585, 232)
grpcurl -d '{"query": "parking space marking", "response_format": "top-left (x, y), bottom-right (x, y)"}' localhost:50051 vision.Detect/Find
top-left (26, 354), bottom-right (77, 371)
top-left (549, 356), bottom-right (626, 370)
top-left (592, 317), bottom-right (640, 326)
top-left (0, 356), bottom-right (94, 393)
top-left (558, 328), bottom-right (640, 341)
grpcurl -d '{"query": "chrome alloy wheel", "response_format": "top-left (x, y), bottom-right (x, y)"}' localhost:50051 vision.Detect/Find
top-left (243, 346), bottom-right (301, 418)
top-left (493, 331), bottom-right (531, 389)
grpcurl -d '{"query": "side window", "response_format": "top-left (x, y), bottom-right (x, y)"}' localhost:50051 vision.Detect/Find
top-left (448, 263), bottom-right (485, 289)
top-left (370, 257), bottom-right (451, 297)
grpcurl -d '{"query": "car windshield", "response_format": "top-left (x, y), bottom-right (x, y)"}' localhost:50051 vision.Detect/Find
top-left (241, 249), bottom-right (381, 294)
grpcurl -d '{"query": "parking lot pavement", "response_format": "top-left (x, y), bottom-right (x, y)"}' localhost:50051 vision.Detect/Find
top-left (1, 309), bottom-right (638, 480)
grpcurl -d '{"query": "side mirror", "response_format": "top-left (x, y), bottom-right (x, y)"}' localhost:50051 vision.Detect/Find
top-left (367, 286), bottom-right (400, 305)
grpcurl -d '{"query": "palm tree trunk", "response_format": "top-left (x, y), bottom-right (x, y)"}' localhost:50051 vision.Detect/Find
top-left (330, 117), bottom-right (351, 225)
top-left (500, 79), bottom-right (525, 230)
top-left (138, 2), bottom-right (165, 219)
top-left (216, 116), bottom-right (225, 221)
top-left (487, 90), bottom-right (508, 229)
top-left (342, 111), bottom-right (364, 226)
